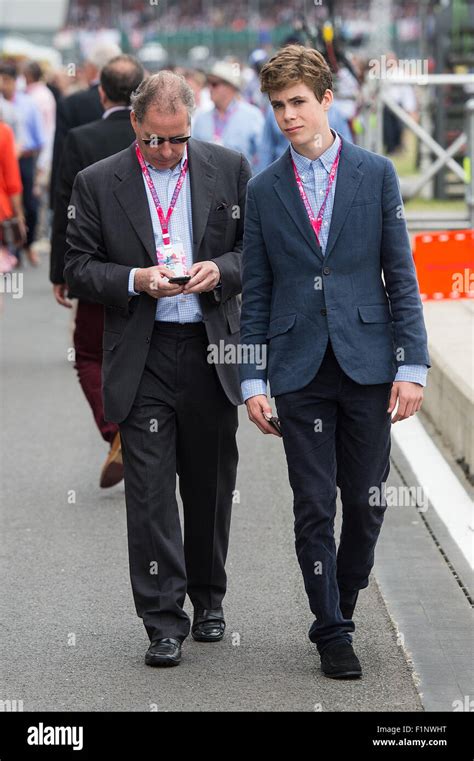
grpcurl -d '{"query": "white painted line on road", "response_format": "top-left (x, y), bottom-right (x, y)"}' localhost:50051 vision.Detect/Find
top-left (392, 416), bottom-right (473, 569)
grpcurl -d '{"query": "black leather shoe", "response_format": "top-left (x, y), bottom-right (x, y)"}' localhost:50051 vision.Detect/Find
top-left (145, 637), bottom-right (182, 667)
top-left (320, 642), bottom-right (362, 679)
top-left (192, 607), bottom-right (225, 642)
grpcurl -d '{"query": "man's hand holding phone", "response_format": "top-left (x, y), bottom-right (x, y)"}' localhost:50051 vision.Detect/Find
top-left (134, 266), bottom-right (185, 298)
top-left (182, 261), bottom-right (221, 294)
top-left (245, 394), bottom-right (282, 436)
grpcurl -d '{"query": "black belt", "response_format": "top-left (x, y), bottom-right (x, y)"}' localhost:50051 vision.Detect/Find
top-left (153, 321), bottom-right (206, 337)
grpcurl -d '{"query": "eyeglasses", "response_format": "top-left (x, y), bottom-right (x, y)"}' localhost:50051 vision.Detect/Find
top-left (141, 134), bottom-right (191, 146)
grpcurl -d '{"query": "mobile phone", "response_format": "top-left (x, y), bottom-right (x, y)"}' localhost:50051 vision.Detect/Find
top-left (267, 416), bottom-right (282, 436)
top-left (168, 275), bottom-right (191, 284)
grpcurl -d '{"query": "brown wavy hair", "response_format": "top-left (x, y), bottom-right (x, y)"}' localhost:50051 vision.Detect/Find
top-left (260, 45), bottom-right (333, 103)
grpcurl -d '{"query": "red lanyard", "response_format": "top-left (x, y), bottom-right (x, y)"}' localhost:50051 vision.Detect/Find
top-left (135, 142), bottom-right (188, 247)
top-left (292, 141), bottom-right (342, 244)
top-left (213, 102), bottom-right (238, 142)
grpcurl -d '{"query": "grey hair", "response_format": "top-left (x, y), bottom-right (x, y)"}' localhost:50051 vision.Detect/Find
top-left (88, 41), bottom-right (122, 72)
top-left (130, 70), bottom-right (195, 123)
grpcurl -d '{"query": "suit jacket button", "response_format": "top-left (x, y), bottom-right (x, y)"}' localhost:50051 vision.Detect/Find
top-left (146, 337), bottom-right (150, 343)
top-left (323, 267), bottom-right (330, 275)
top-left (320, 308), bottom-right (327, 316)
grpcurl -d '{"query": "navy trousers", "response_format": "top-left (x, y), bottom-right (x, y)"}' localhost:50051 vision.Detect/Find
top-left (19, 156), bottom-right (38, 248)
top-left (275, 339), bottom-right (392, 654)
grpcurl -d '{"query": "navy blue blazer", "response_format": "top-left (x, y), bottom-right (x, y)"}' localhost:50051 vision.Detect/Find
top-left (239, 139), bottom-right (430, 396)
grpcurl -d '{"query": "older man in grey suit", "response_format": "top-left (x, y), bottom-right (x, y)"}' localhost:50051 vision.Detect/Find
top-left (64, 71), bottom-right (252, 667)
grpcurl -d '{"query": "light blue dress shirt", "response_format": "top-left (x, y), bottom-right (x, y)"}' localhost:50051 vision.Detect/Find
top-left (128, 148), bottom-right (203, 323)
top-left (241, 131), bottom-right (428, 401)
top-left (13, 92), bottom-right (44, 153)
top-left (193, 98), bottom-right (264, 169)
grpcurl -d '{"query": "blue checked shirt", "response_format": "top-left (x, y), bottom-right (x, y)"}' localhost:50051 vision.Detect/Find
top-left (128, 148), bottom-right (203, 322)
top-left (241, 131), bottom-right (427, 401)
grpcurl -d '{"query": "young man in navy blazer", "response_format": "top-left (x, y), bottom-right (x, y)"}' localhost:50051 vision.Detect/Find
top-left (239, 46), bottom-right (430, 679)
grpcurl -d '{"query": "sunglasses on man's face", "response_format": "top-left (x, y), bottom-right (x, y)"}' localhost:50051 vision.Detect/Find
top-left (141, 135), bottom-right (191, 146)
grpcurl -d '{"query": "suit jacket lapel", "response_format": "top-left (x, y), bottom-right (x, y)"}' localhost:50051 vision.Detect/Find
top-left (113, 145), bottom-right (156, 266)
top-left (113, 140), bottom-right (220, 267)
top-left (324, 141), bottom-right (363, 260)
top-left (187, 138), bottom-right (217, 261)
top-left (273, 141), bottom-right (364, 264)
top-left (273, 147), bottom-right (324, 263)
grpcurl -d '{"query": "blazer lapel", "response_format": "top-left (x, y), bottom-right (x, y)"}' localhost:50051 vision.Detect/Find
top-left (113, 145), bottom-right (157, 266)
top-left (324, 142), bottom-right (363, 261)
top-left (273, 147), bottom-right (324, 263)
top-left (187, 138), bottom-right (218, 261)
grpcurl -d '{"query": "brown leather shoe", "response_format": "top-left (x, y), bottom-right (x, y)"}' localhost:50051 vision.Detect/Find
top-left (100, 432), bottom-right (123, 488)
top-left (25, 247), bottom-right (40, 267)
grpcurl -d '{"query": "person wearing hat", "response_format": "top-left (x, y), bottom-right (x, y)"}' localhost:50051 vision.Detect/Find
top-left (193, 61), bottom-right (264, 170)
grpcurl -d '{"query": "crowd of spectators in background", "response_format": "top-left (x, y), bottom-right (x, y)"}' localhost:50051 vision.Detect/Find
top-left (0, 30), bottom-right (420, 275)
top-left (66, 0), bottom-right (437, 43)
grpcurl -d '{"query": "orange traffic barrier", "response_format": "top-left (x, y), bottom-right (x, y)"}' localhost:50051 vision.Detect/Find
top-left (412, 229), bottom-right (474, 301)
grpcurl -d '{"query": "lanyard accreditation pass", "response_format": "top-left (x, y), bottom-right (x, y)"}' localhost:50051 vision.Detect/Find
top-left (135, 141), bottom-right (188, 248)
top-left (213, 102), bottom-right (238, 144)
top-left (291, 140), bottom-right (342, 245)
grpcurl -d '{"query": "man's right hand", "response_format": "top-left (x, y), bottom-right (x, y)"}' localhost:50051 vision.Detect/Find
top-left (134, 266), bottom-right (186, 299)
top-left (53, 283), bottom-right (73, 308)
top-left (245, 394), bottom-right (281, 436)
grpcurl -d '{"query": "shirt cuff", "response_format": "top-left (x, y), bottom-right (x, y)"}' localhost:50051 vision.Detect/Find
top-left (213, 262), bottom-right (222, 295)
top-left (394, 365), bottom-right (428, 386)
top-left (241, 379), bottom-right (267, 401)
top-left (128, 267), bottom-right (139, 296)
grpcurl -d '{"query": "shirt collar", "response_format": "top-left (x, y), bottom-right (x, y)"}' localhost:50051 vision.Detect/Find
top-left (215, 97), bottom-right (238, 117)
top-left (290, 129), bottom-right (341, 174)
top-left (102, 105), bottom-right (131, 120)
top-left (146, 144), bottom-right (188, 175)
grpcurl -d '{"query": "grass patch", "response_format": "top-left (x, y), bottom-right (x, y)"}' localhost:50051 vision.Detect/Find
top-left (404, 199), bottom-right (467, 212)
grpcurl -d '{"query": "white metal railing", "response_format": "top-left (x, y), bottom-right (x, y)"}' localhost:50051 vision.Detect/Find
top-left (361, 74), bottom-right (474, 228)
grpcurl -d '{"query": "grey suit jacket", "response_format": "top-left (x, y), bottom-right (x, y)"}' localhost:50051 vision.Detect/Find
top-left (239, 140), bottom-right (430, 396)
top-left (64, 138), bottom-right (252, 422)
